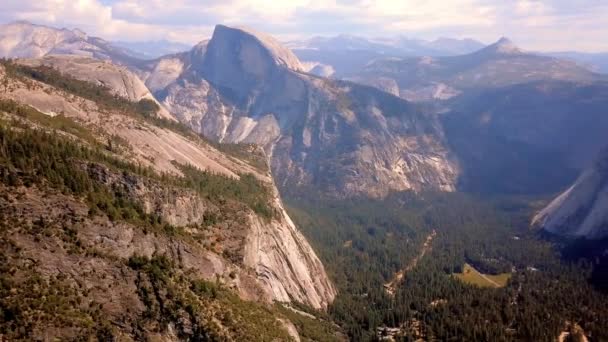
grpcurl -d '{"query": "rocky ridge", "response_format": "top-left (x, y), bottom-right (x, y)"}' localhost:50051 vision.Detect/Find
top-left (0, 21), bottom-right (140, 65)
top-left (17, 55), bottom-right (174, 120)
top-left (148, 24), bottom-right (459, 198)
top-left (533, 148), bottom-right (608, 239)
top-left (0, 61), bottom-right (336, 310)
top-left (353, 37), bottom-right (602, 101)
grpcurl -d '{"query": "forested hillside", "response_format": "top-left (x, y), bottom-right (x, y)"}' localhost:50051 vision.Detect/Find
top-left (2, 18), bottom-right (608, 342)
top-left (0, 58), bottom-right (338, 340)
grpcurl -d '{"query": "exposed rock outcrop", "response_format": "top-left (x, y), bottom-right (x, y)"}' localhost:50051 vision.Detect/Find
top-left (243, 193), bottom-right (336, 308)
top-left (533, 148), bottom-right (608, 239)
top-left (0, 62), bottom-right (337, 309)
top-left (0, 21), bottom-right (140, 65)
top-left (0, 182), bottom-right (301, 340)
top-left (18, 55), bottom-right (174, 120)
top-left (84, 162), bottom-right (336, 308)
top-left (152, 25), bottom-right (459, 198)
top-left (137, 39), bottom-right (208, 93)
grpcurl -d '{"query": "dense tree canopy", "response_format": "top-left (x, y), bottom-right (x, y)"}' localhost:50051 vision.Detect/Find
top-left (287, 192), bottom-right (608, 341)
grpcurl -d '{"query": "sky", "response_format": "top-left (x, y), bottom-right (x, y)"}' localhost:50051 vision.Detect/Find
top-left (1, 0), bottom-right (607, 52)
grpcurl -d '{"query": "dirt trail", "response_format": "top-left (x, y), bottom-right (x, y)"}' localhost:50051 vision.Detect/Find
top-left (384, 230), bottom-right (437, 296)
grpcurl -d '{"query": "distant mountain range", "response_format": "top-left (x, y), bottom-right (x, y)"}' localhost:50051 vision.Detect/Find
top-left (2, 20), bottom-right (608, 239)
top-left (117, 39), bottom-right (608, 76)
top-left (348, 37), bottom-right (604, 101)
top-left (286, 34), bottom-right (486, 77)
top-left (4, 19), bottom-right (605, 76)
top-left (544, 51), bottom-right (608, 73)
top-left (3, 17), bottom-right (608, 341)
top-left (112, 40), bottom-right (193, 59)
top-left (138, 25), bottom-right (458, 198)
top-left (286, 34), bottom-right (485, 55)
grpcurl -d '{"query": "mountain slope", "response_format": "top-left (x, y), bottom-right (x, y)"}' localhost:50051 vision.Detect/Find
top-left (136, 39), bottom-right (208, 93)
top-left (1, 59), bottom-right (336, 309)
top-left (353, 38), bottom-right (603, 101)
top-left (150, 25), bottom-right (458, 198)
top-left (0, 59), bottom-right (338, 339)
top-left (533, 148), bottom-right (608, 239)
top-left (0, 21), bottom-right (141, 66)
top-left (545, 51), bottom-right (608, 74)
top-left (444, 80), bottom-right (608, 194)
top-left (17, 55), bottom-right (174, 120)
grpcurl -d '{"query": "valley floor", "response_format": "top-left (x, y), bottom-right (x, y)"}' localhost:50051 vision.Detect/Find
top-left (453, 263), bottom-right (511, 288)
top-left (384, 230), bottom-right (437, 296)
top-left (287, 192), bottom-right (608, 341)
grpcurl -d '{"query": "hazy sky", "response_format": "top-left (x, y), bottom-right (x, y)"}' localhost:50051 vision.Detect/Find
top-left (1, 0), bottom-right (607, 52)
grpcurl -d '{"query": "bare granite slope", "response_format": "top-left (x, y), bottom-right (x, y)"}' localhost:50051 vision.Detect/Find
top-left (150, 25), bottom-right (459, 198)
top-left (0, 20), bottom-right (140, 65)
top-left (533, 148), bottom-right (608, 239)
top-left (0, 62), bottom-right (336, 309)
top-left (17, 55), bottom-right (175, 120)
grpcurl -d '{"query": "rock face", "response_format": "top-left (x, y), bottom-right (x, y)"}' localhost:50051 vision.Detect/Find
top-left (0, 62), bottom-right (336, 309)
top-left (533, 149), bottom-right (608, 239)
top-left (136, 40), bottom-right (208, 93)
top-left (352, 38), bottom-right (603, 102)
top-left (243, 194), bottom-right (336, 308)
top-left (18, 55), bottom-right (174, 119)
top-left (308, 63), bottom-right (335, 77)
top-left (196, 24), bottom-right (304, 106)
top-left (0, 21), bottom-right (139, 65)
top-left (152, 25), bottom-right (459, 198)
top-left (86, 161), bottom-right (335, 308)
top-left (204, 25), bottom-right (303, 74)
top-left (0, 21), bottom-right (90, 58)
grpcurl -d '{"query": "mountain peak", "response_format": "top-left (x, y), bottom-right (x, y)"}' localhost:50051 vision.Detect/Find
top-left (199, 24), bottom-right (304, 104)
top-left (212, 24), bottom-right (303, 71)
top-left (71, 28), bottom-right (88, 40)
top-left (488, 37), bottom-right (521, 54)
top-left (469, 36), bottom-right (522, 57)
top-left (497, 36), bottom-right (512, 44)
